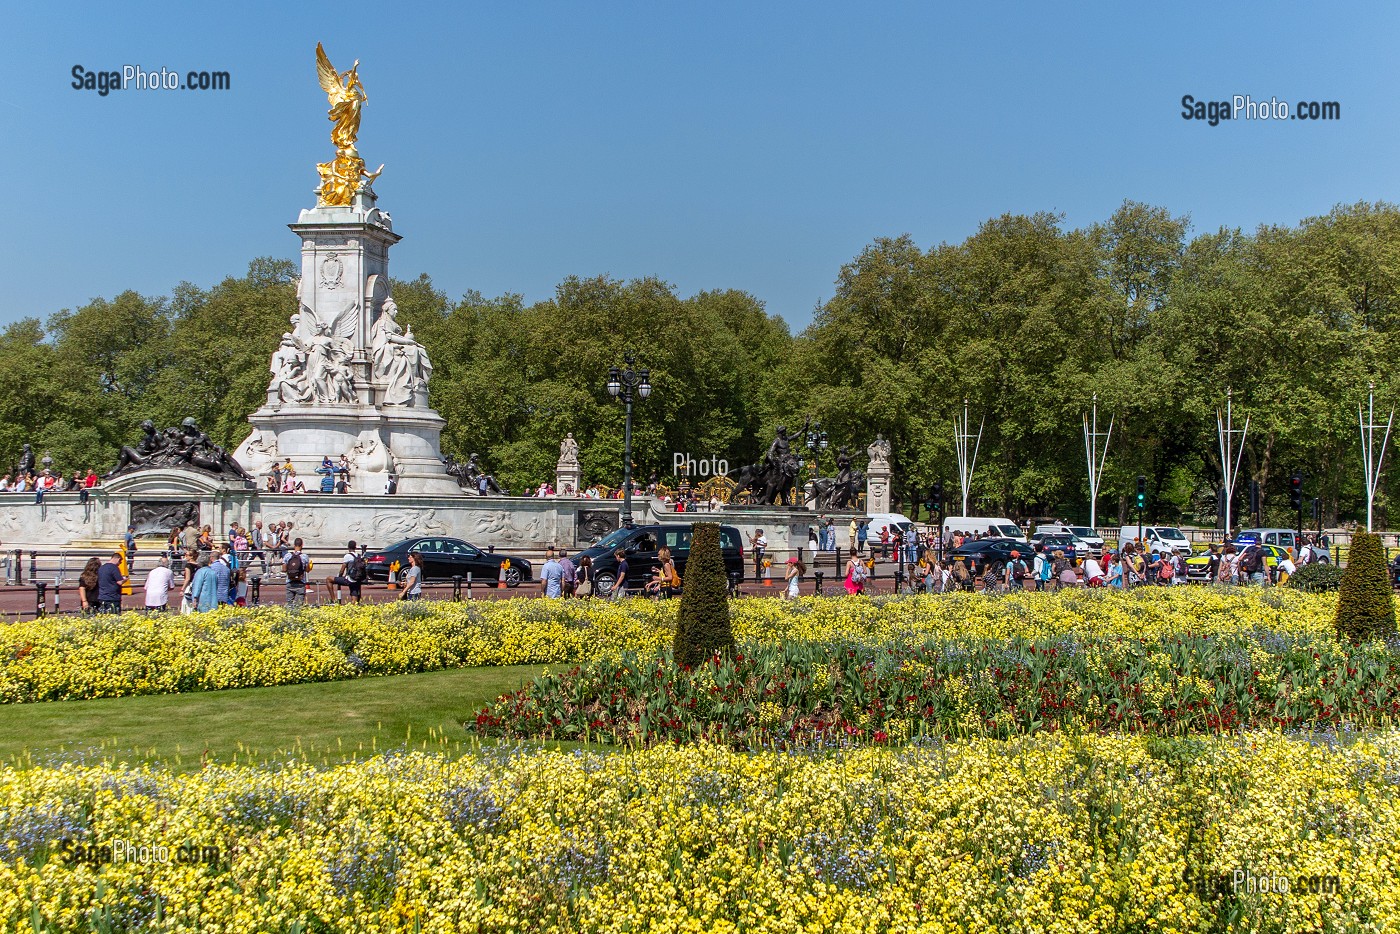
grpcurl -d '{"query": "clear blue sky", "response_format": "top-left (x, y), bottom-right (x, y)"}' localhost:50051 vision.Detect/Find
top-left (3, 2), bottom-right (1397, 332)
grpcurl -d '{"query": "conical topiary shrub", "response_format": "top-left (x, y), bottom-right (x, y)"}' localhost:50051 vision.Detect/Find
top-left (673, 522), bottom-right (735, 668)
top-left (1335, 532), bottom-right (1397, 643)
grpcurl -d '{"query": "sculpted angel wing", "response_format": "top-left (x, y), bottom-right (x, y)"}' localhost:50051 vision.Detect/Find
top-left (316, 43), bottom-right (344, 102)
top-left (329, 301), bottom-right (359, 342)
top-left (293, 303), bottom-right (321, 345)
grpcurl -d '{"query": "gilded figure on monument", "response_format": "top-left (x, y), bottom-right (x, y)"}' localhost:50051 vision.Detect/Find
top-left (314, 43), bottom-right (384, 207)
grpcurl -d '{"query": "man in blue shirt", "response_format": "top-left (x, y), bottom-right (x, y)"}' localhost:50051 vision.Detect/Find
top-left (96, 552), bottom-right (126, 614)
top-left (213, 544), bottom-right (233, 604)
top-left (540, 550), bottom-right (563, 598)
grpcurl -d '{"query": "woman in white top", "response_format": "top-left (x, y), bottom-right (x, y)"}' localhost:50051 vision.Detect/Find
top-left (398, 552), bottom-right (424, 601)
top-left (1082, 554), bottom-right (1104, 586)
top-left (783, 557), bottom-right (805, 599)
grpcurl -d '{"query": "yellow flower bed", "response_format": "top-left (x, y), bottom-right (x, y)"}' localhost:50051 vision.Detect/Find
top-left (0, 589), bottom-right (1337, 703)
top-left (1, 732), bottom-right (1396, 932)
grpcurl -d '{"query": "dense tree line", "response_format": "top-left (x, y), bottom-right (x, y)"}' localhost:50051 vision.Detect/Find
top-left (4, 201), bottom-right (1396, 528)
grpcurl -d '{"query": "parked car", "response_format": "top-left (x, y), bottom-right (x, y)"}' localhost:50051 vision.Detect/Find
top-left (942, 516), bottom-right (1026, 541)
top-left (1116, 525), bottom-right (1192, 557)
top-left (1234, 528), bottom-right (1300, 551)
top-left (363, 537), bottom-right (534, 586)
top-left (948, 538), bottom-right (1031, 576)
top-left (1035, 523), bottom-right (1105, 554)
top-left (1028, 532), bottom-right (1078, 561)
top-left (1184, 543), bottom-right (1288, 583)
top-left (574, 524), bottom-right (747, 597)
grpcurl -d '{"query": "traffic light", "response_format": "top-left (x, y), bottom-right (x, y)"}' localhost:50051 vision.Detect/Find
top-left (1135, 475), bottom-right (1147, 510)
top-left (1311, 496), bottom-right (1321, 522)
top-left (1289, 472), bottom-right (1303, 510)
top-left (926, 481), bottom-right (943, 514)
top-left (1249, 480), bottom-right (1260, 517)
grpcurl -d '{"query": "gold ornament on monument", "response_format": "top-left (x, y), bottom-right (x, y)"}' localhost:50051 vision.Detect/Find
top-left (314, 42), bottom-right (384, 207)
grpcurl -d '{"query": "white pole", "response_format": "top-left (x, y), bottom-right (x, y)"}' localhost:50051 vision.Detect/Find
top-left (1217, 389), bottom-right (1249, 539)
top-left (1083, 394), bottom-right (1113, 530)
top-left (1360, 382), bottom-right (1395, 533)
top-left (954, 399), bottom-right (983, 516)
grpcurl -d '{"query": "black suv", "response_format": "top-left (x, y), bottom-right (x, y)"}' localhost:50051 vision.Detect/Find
top-left (575, 524), bottom-right (747, 596)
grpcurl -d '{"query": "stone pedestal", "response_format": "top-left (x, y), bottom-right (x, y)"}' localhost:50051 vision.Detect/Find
top-left (236, 190), bottom-right (462, 497)
top-left (555, 461), bottom-right (581, 497)
top-left (865, 462), bottom-right (892, 513)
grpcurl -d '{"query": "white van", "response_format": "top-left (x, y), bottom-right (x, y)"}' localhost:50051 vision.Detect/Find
top-left (942, 516), bottom-right (1026, 541)
top-left (1117, 525), bottom-right (1192, 556)
top-left (864, 513), bottom-right (916, 539)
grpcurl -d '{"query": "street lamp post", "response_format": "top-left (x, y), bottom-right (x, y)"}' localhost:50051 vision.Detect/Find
top-left (606, 353), bottom-right (651, 528)
top-left (804, 423), bottom-right (827, 499)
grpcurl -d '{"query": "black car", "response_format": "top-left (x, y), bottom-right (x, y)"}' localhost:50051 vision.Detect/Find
top-left (948, 538), bottom-right (1031, 576)
top-left (364, 537), bottom-right (533, 586)
top-left (1028, 533), bottom-right (1078, 561)
top-left (575, 524), bottom-right (746, 597)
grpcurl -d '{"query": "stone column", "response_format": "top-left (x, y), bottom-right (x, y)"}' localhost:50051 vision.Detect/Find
top-left (865, 435), bottom-right (892, 513)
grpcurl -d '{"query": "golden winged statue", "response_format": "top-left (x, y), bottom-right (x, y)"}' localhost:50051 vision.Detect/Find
top-left (316, 42), bottom-right (364, 149)
top-left (313, 43), bottom-right (384, 207)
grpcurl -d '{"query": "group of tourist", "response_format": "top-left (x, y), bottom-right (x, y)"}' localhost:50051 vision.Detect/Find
top-left (0, 469), bottom-right (101, 503)
top-left (538, 547), bottom-right (598, 598)
top-left (264, 455), bottom-right (354, 495)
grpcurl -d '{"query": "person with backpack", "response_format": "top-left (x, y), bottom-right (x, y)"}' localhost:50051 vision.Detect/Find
top-left (1156, 551), bottom-right (1176, 586)
top-left (1005, 550), bottom-right (1028, 591)
top-left (325, 540), bottom-right (366, 604)
top-left (1239, 543), bottom-right (1268, 586)
top-left (1033, 545), bottom-right (1051, 592)
top-left (952, 556), bottom-right (972, 592)
top-left (1122, 544), bottom-right (1145, 588)
top-left (844, 546), bottom-right (870, 595)
top-left (283, 538), bottom-right (308, 607)
top-left (1216, 544), bottom-right (1238, 586)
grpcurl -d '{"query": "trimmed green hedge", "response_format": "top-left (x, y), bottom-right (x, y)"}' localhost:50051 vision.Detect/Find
top-left (1336, 532), bottom-right (1397, 643)
top-left (1288, 562), bottom-right (1344, 593)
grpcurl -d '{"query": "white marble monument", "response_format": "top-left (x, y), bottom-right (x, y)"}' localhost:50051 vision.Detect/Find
top-left (235, 188), bottom-right (460, 495)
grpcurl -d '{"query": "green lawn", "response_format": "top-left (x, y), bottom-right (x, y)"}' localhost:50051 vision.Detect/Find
top-left (0, 665), bottom-right (545, 772)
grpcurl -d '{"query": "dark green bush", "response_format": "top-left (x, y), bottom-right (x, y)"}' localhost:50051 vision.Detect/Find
top-left (673, 522), bottom-right (735, 667)
top-left (1335, 532), bottom-right (1397, 643)
top-left (1287, 562), bottom-right (1344, 593)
